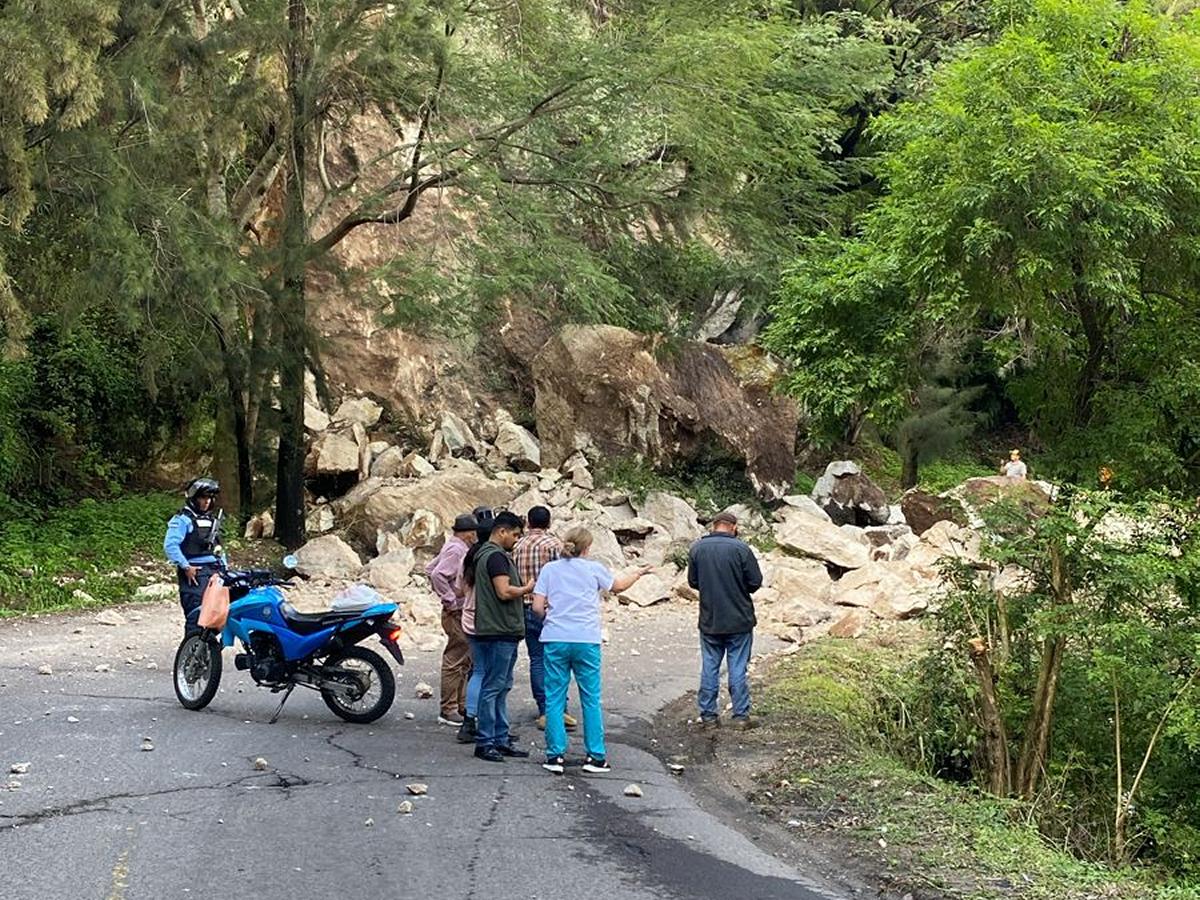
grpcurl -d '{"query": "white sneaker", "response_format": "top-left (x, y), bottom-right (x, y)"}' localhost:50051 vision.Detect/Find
top-left (582, 756), bottom-right (611, 774)
top-left (438, 714), bottom-right (464, 727)
top-left (542, 755), bottom-right (565, 775)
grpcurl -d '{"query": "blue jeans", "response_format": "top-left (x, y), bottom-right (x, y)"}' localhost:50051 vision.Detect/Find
top-left (698, 631), bottom-right (753, 720)
top-left (465, 636), bottom-right (483, 718)
top-left (524, 606), bottom-right (546, 714)
top-left (474, 639), bottom-right (520, 749)
top-left (543, 642), bottom-right (605, 759)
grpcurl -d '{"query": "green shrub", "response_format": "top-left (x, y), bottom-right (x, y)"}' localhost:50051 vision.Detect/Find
top-left (596, 452), bottom-right (761, 517)
top-left (0, 493), bottom-right (178, 615)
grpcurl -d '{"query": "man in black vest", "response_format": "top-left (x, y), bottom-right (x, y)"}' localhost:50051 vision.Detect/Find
top-left (163, 477), bottom-right (224, 635)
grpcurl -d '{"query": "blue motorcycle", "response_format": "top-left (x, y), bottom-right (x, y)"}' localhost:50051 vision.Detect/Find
top-left (172, 563), bottom-right (405, 724)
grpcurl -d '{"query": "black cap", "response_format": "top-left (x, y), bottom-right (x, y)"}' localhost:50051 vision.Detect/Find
top-left (453, 513), bottom-right (479, 532)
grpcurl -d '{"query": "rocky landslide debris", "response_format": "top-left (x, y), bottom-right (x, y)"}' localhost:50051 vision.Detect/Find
top-left (266, 362), bottom-right (1009, 650)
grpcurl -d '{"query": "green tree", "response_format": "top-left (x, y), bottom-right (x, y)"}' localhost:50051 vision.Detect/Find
top-left (921, 490), bottom-right (1200, 868)
top-left (769, 0), bottom-right (1200, 489)
top-left (0, 0), bottom-right (118, 346)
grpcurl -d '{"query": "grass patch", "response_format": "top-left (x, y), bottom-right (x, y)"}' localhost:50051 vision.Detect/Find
top-left (751, 637), bottom-right (1198, 900)
top-left (0, 493), bottom-right (179, 616)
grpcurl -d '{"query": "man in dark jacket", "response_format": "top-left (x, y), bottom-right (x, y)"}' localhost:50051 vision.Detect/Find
top-left (687, 510), bottom-right (763, 729)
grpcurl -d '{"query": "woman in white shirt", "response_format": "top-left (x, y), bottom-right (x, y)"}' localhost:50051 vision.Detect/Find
top-left (531, 526), bottom-right (649, 774)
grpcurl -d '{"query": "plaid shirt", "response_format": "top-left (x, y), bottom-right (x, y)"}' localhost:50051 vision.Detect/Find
top-left (512, 529), bottom-right (563, 603)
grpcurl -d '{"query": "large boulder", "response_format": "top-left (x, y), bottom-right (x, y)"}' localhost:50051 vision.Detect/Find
top-left (779, 494), bottom-right (832, 522)
top-left (367, 548), bottom-right (417, 594)
top-left (439, 411), bottom-right (480, 458)
top-left (332, 396), bottom-right (383, 429)
top-left (617, 572), bottom-right (673, 607)
top-left (759, 555), bottom-right (836, 626)
top-left (532, 325), bottom-right (799, 500)
top-left (634, 491), bottom-right (703, 543)
top-left (309, 431), bottom-right (361, 475)
top-left (959, 476), bottom-right (1052, 518)
top-left (900, 489), bottom-right (966, 536)
top-left (811, 461), bottom-right (890, 527)
top-left (370, 445), bottom-right (407, 479)
top-left (304, 403), bottom-right (331, 432)
top-left (400, 451), bottom-right (436, 479)
top-left (825, 562), bottom-right (933, 620)
top-left (773, 507), bottom-right (870, 570)
top-left (904, 519), bottom-right (983, 572)
top-left (293, 535), bottom-right (363, 580)
top-left (331, 471), bottom-right (518, 544)
top-left (494, 421), bottom-right (541, 472)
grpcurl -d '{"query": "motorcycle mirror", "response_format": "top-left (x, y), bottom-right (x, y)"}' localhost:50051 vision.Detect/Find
top-left (282, 554), bottom-right (299, 570)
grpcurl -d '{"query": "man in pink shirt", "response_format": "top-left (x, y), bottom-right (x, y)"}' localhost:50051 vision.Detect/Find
top-left (426, 513), bottom-right (478, 726)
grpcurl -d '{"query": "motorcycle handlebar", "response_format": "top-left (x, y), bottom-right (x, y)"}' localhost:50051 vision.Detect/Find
top-left (221, 568), bottom-right (290, 589)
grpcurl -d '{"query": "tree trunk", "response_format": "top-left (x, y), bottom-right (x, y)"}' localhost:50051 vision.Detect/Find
top-left (1015, 542), bottom-right (1070, 799)
top-left (969, 637), bottom-right (1012, 796)
top-left (209, 315), bottom-right (254, 520)
top-left (274, 0), bottom-right (309, 550)
top-left (900, 433), bottom-right (919, 490)
top-left (212, 401), bottom-right (243, 526)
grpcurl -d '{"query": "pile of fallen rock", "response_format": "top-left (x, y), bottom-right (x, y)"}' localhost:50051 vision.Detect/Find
top-left (242, 394), bottom-right (1050, 649)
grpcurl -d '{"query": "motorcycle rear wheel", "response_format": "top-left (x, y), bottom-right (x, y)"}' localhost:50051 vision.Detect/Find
top-left (320, 646), bottom-right (395, 724)
top-left (173, 632), bottom-right (222, 710)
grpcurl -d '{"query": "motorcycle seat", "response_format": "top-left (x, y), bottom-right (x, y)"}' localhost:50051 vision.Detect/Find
top-left (279, 603), bottom-right (363, 635)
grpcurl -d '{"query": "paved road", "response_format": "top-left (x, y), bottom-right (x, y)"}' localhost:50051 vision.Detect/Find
top-left (1, 600), bottom-right (855, 900)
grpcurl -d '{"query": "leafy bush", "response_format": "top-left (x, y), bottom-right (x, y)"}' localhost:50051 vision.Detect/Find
top-left (0, 493), bottom-right (178, 615)
top-left (0, 315), bottom-right (192, 503)
top-left (595, 452), bottom-right (762, 517)
top-left (905, 489), bottom-right (1200, 871)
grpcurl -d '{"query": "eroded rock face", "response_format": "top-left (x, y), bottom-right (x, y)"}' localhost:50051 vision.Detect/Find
top-left (532, 325), bottom-right (799, 500)
top-left (811, 461), bottom-right (890, 527)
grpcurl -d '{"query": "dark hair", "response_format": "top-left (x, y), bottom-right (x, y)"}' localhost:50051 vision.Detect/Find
top-left (473, 506), bottom-right (495, 541)
top-left (492, 511), bottom-right (524, 532)
top-left (463, 540), bottom-right (483, 587)
top-left (527, 505), bottom-right (551, 529)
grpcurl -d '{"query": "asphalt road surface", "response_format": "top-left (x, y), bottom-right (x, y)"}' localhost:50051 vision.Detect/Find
top-left (1, 600), bottom-right (860, 900)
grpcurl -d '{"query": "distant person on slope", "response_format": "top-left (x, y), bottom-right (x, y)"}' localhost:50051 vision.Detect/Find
top-left (1001, 449), bottom-right (1028, 480)
top-left (163, 478), bottom-right (224, 636)
top-left (687, 511), bottom-right (763, 730)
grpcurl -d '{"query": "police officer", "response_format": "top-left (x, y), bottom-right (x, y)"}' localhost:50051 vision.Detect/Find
top-left (164, 478), bottom-right (225, 635)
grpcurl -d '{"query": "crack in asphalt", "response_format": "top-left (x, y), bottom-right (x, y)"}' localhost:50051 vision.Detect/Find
top-left (0, 771), bottom-right (322, 831)
top-left (463, 778), bottom-right (507, 900)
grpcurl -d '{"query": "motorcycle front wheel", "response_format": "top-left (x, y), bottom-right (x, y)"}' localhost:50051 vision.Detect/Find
top-left (173, 632), bottom-right (222, 710)
top-left (320, 646), bottom-right (395, 724)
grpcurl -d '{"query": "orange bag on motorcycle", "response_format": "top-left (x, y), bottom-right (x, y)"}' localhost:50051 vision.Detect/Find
top-left (197, 573), bottom-right (230, 630)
